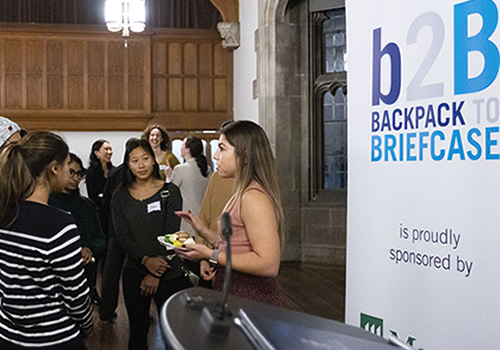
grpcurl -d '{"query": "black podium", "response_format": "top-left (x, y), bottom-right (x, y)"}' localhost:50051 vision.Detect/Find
top-left (160, 287), bottom-right (398, 349)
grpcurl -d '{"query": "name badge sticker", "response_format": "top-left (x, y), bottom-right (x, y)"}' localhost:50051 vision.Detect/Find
top-left (147, 200), bottom-right (162, 214)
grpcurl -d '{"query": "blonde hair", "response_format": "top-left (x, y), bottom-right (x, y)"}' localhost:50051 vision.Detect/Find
top-left (0, 131), bottom-right (68, 227)
top-left (220, 120), bottom-right (285, 243)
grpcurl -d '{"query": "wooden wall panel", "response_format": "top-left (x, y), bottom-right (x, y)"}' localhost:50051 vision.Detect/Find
top-left (168, 43), bottom-right (182, 75)
top-left (68, 76), bottom-right (84, 109)
top-left (129, 76), bottom-right (144, 110)
top-left (199, 78), bottom-right (213, 111)
top-left (5, 40), bottom-right (22, 72)
top-left (6, 75), bottom-right (22, 108)
top-left (168, 78), bottom-right (182, 111)
top-left (108, 76), bottom-right (124, 109)
top-left (153, 77), bottom-right (167, 111)
top-left (184, 77), bottom-right (198, 111)
top-left (150, 29), bottom-right (233, 130)
top-left (68, 41), bottom-right (84, 74)
top-left (88, 76), bottom-right (105, 109)
top-left (0, 24), bottom-right (232, 131)
top-left (27, 40), bottom-right (44, 72)
top-left (27, 75), bottom-right (43, 108)
top-left (184, 43), bottom-right (197, 75)
top-left (47, 75), bottom-right (63, 108)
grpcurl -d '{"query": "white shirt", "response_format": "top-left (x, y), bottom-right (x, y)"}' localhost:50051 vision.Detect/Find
top-left (171, 158), bottom-right (211, 236)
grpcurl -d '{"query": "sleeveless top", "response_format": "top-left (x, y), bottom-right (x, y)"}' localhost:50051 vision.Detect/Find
top-left (213, 181), bottom-right (284, 306)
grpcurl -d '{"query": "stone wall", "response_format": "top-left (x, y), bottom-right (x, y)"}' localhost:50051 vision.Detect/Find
top-left (256, 0), bottom-right (347, 266)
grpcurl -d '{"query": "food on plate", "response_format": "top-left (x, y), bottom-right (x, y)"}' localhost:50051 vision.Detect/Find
top-left (164, 231), bottom-right (195, 247)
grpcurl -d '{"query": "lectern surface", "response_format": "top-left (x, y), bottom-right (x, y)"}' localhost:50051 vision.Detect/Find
top-left (160, 287), bottom-right (397, 350)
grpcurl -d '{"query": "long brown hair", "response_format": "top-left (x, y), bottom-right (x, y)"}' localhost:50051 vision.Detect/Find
top-left (220, 120), bottom-right (285, 243)
top-left (141, 124), bottom-right (171, 151)
top-left (0, 131), bottom-right (69, 227)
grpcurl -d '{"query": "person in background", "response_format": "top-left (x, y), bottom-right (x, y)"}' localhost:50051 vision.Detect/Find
top-left (141, 124), bottom-right (179, 180)
top-left (0, 131), bottom-right (93, 349)
top-left (49, 153), bottom-right (106, 305)
top-left (196, 171), bottom-right (235, 288)
top-left (99, 139), bottom-right (134, 323)
top-left (112, 138), bottom-right (184, 349)
top-left (86, 139), bottom-right (113, 236)
top-left (0, 116), bottom-right (21, 150)
top-left (175, 120), bottom-right (285, 306)
top-left (166, 136), bottom-right (211, 236)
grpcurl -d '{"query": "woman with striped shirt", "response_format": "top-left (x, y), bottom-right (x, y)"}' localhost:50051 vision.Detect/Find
top-left (0, 131), bottom-right (93, 349)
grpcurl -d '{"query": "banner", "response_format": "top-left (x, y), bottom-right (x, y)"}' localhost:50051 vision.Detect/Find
top-left (346, 0), bottom-right (500, 348)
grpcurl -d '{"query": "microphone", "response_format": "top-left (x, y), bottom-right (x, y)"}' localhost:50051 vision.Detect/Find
top-left (218, 212), bottom-right (232, 315)
top-left (182, 212), bottom-right (233, 336)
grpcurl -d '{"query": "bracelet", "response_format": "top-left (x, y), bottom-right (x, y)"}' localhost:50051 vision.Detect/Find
top-left (209, 249), bottom-right (219, 266)
top-left (141, 255), bottom-right (150, 265)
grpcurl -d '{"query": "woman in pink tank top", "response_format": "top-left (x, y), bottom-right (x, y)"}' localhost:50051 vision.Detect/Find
top-left (175, 120), bottom-right (285, 305)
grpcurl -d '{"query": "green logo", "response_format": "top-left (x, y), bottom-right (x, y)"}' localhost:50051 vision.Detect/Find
top-left (360, 313), bottom-right (383, 336)
top-left (360, 313), bottom-right (422, 349)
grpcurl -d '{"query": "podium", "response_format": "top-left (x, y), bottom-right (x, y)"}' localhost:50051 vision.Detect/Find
top-left (160, 287), bottom-right (398, 349)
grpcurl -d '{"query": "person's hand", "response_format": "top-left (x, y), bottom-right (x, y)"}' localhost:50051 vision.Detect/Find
top-left (200, 259), bottom-right (216, 281)
top-left (175, 243), bottom-right (212, 262)
top-left (144, 257), bottom-right (169, 277)
top-left (165, 165), bottom-right (173, 182)
top-left (175, 210), bottom-right (206, 234)
top-left (81, 247), bottom-right (93, 265)
top-left (140, 274), bottom-right (160, 297)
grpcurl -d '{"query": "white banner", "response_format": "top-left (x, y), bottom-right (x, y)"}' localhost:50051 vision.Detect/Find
top-left (346, 0), bottom-right (500, 348)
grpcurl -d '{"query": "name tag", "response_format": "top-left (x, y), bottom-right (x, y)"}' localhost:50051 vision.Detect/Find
top-left (147, 201), bottom-right (162, 213)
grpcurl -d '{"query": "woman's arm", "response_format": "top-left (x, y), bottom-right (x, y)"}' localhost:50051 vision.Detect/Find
top-left (85, 167), bottom-right (103, 206)
top-left (175, 210), bottom-right (217, 244)
top-left (179, 190), bottom-right (281, 277)
top-left (84, 198), bottom-right (106, 258)
top-left (50, 222), bottom-right (93, 332)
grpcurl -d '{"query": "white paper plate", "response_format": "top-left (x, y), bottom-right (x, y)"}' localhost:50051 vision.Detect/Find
top-left (156, 236), bottom-right (188, 251)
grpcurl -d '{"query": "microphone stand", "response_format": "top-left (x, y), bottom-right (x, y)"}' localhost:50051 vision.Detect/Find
top-left (182, 212), bottom-right (233, 336)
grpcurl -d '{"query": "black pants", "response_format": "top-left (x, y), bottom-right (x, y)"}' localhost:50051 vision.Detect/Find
top-left (99, 235), bottom-right (125, 320)
top-left (122, 268), bottom-right (186, 350)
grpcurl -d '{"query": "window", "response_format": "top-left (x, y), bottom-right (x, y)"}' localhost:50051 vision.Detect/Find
top-left (311, 5), bottom-right (347, 200)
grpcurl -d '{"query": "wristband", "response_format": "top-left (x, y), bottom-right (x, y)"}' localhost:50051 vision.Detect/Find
top-left (209, 249), bottom-right (219, 266)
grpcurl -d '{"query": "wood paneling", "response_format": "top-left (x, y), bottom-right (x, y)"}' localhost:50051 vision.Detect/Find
top-left (150, 29), bottom-right (233, 130)
top-left (0, 24), bottom-right (232, 131)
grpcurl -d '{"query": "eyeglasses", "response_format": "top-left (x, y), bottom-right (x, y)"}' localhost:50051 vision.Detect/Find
top-left (69, 169), bottom-right (85, 178)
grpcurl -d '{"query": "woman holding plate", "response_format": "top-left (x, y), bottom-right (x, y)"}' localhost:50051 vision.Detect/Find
top-left (111, 138), bottom-right (184, 350)
top-left (175, 120), bottom-right (285, 306)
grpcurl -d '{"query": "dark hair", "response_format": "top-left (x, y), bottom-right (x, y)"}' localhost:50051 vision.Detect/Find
top-left (0, 131), bottom-right (69, 227)
top-left (141, 124), bottom-right (171, 151)
top-left (67, 153), bottom-right (85, 195)
top-left (121, 138), bottom-right (161, 188)
top-left (185, 136), bottom-right (209, 177)
top-left (70, 153), bottom-right (86, 174)
top-left (89, 139), bottom-right (112, 170)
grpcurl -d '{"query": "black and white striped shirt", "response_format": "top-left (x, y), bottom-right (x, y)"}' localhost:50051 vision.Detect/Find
top-left (0, 201), bottom-right (93, 348)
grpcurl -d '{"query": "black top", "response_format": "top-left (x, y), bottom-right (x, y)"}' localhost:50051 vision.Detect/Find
top-left (101, 163), bottom-right (125, 238)
top-left (86, 165), bottom-right (113, 208)
top-left (112, 182), bottom-right (183, 279)
top-left (49, 192), bottom-right (106, 257)
top-left (0, 201), bottom-right (93, 348)
top-left (86, 164), bottom-right (114, 235)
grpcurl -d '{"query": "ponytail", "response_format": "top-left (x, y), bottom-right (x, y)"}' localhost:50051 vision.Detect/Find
top-left (185, 136), bottom-right (209, 177)
top-left (0, 144), bottom-right (34, 227)
top-left (0, 131), bottom-right (69, 227)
